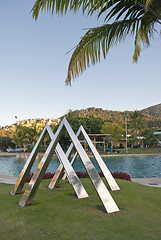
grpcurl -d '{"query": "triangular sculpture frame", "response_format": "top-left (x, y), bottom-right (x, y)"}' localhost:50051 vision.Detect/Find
top-left (61, 125), bottom-right (120, 191)
top-left (11, 118), bottom-right (119, 214)
top-left (10, 122), bottom-right (89, 200)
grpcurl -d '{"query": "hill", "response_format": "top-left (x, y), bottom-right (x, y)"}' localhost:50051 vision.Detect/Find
top-left (63, 105), bottom-right (161, 129)
top-left (65, 106), bottom-right (158, 124)
top-left (1, 104), bottom-right (161, 137)
top-left (141, 103), bottom-right (161, 119)
top-left (1, 118), bottom-right (60, 137)
top-left (66, 107), bottom-right (132, 124)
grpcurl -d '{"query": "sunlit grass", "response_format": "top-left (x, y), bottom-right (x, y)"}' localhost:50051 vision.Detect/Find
top-left (99, 147), bottom-right (161, 155)
top-left (0, 178), bottom-right (161, 240)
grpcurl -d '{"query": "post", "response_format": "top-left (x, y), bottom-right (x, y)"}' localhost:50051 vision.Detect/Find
top-left (125, 114), bottom-right (128, 154)
top-left (15, 116), bottom-right (17, 151)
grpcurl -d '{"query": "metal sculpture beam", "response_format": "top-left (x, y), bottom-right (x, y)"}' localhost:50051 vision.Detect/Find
top-left (48, 120), bottom-right (120, 213)
top-left (51, 126), bottom-right (120, 191)
top-left (46, 124), bottom-right (89, 199)
top-left (11, 122), bottom-right (88, 199)
top-left (13, 123), bottom-right (88, 207)
top-left (61, 119), bottom-right (119, 213)
top-left (10, 126), bottom-right (47, 195)
top-left (11, 118), bottom-right (119, 213)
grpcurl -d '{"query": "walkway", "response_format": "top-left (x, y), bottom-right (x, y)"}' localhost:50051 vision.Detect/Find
top-left (0, 174), bottom-right (17, 184)
top-left (1, 174), bottom-right (161, 188)
top-left (132, 178), bottom-right (161, 188)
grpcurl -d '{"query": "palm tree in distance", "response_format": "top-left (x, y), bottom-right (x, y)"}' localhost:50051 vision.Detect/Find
top-left (130, 110), bottom-right (147, 145)
top-left (32, 0), bottom-right (161, 85)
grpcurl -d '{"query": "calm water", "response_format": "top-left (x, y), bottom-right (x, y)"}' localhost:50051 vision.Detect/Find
top-left (0, 155), bottom-right (161, 178)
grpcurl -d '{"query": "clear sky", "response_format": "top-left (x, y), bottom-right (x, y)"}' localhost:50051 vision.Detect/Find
top-left (0, 0), bottom-right (161, 127)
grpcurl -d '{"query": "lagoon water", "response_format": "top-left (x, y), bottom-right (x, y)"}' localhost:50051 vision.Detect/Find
top-left (0, 155), bottom-right (161, 178)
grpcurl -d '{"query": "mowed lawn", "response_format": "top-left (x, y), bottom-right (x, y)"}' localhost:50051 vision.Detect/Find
top-left (0, 178), bottom-right (161, 240)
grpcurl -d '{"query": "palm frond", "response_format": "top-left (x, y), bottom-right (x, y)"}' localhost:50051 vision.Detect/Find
top-left (32, 0), bottom-right (160, 85)
top-left (32, 0), bottom-right (82, 19)
top-left (65, 19), bottom-right (140, 85)
top-left (32, 0), bottom-right (161, 22)
top-left (133, 21), bottom-right (154, 61)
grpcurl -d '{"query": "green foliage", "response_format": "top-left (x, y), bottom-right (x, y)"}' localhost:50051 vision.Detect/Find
top-left (12, 125), bottom-right (41, 151)
top-left (54, 111), bottom-right (104, 149)
top-left (102, 121), bottom-right (124, 146)
top-left (128, 134), bottom-right (138, 147)
top-left (141, 103), bottom-right (161, 119)
top-left (130, 110), bottom-right (147, 135)
top-left (32, 0), bottom-right (161, 85)
top-left (0, 137), bottom-right (15, 151)
top-left (142, 129), bottom-right (159, 147)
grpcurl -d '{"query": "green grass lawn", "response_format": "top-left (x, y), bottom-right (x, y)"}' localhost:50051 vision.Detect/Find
top-left (0, 178), bottom-right (161, 240)
top-left (99, 147), bottom-right (161, 155)
top-left (119, 147), bottom-right (161, 155)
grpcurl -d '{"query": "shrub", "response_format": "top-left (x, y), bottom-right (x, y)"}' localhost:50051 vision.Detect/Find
top-left (26, 171), bottom-right (131, 182)
top-left (43, 172), bottom-right (54, 179)
top-left (111, 171), bottom-right (131, 181)
top-left (26, 173), bottom-right (34, 182)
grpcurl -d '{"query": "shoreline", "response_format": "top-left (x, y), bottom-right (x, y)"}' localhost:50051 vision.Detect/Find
top-left (0, 152), bottom-right (161, 158)
top-left (1, 174), bottom-right (161, 187)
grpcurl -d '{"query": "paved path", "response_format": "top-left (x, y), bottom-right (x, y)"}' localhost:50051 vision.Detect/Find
top-left (132, 178), bottom-right (161, 188)
top-left (1, 174), bottom-right (161, 188)
top-left (0, 174), bottom-right (17, 184)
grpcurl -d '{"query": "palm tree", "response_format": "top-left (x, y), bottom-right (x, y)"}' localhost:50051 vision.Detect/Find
top-left (32, 0), bottom-right (161, 85)
top-left (130, 110), bottom-right (147, 144)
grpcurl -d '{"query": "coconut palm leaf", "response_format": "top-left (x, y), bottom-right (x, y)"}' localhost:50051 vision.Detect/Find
top-left (65, 18), bottom-right (154, 84)
top-left (32, 0), bottom-right (156, 19)
top-left (32, 0), bottom-right (161, 85)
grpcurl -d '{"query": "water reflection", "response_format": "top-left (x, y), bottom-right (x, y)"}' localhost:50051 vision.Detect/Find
top-left (0, 155), bottom-right (161, 178)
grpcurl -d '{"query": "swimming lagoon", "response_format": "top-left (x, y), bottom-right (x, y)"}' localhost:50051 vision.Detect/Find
top-left (0, 154), bottom-right (161, 178)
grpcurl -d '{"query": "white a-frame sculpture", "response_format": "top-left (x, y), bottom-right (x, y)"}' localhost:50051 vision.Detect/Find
top-left (11, 121), bottom-right (89, 200)
top-left (61, 125), bottom-right (120, 191)
top-left (11, 118), bottom-right (119, 214)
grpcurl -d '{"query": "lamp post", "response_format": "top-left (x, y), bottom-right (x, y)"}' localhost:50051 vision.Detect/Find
top-left (125, 114), bottom-right (128, 154)
top-left (0, 125), bottom-right (2, 141)
top-left (15, 116), bottom-right (17, 151)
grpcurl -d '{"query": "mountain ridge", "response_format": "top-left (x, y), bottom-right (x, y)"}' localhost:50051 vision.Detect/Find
top-left (65, 103), bottom-right (161, 122)
top-left (141, 103), bottom-right (161, 119)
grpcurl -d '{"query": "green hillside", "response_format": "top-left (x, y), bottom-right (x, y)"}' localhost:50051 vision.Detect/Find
top-left (62, 104), bottom-right (161, 129)
top-left (65, 106), bottom-right (159, 124)
top-left (68, 107), bottom-right (132, 124)
top-left (141, 103), bottom-right (161, 119)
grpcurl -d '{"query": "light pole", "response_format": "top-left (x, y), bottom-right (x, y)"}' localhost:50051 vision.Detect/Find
top-left (15, 116), bottom-right (17, 151)
top-left (125, 114), bottom-right (128, 154)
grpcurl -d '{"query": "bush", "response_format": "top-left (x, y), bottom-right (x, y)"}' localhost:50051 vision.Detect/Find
top-left (111, 171), bottom-right (131, 181)
top-left (26, 171), bottom-right (131, 182)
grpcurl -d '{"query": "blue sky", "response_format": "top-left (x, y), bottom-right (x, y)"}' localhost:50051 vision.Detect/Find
top-left (0, 0), bottom-right (161, 126)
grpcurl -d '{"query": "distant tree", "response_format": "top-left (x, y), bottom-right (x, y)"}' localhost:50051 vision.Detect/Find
top-left (130, 110), bottom-right (147, 138)
top-left (142, 129), bottom-right (159, 147)
top-left (0, 137), bottom-right (15, 152)
top-left (102, 122), bottom-right (124, 147)
top-left (12, 125), bottom-right (37, 152)
top-left (53, 114), bottom-right (104, 149)
top-left (128, 135), bottom-right (138, 147)
top-left (147, 120), bottom-right (161, 129)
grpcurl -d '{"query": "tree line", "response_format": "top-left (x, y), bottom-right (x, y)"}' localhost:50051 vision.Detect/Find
top-left (0, 109), bottom-right (159, 152)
